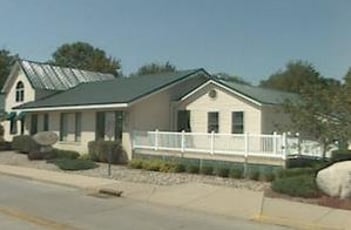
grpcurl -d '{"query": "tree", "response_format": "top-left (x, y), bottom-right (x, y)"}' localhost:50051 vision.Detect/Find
top-left (214, 73), bottom-right (251, 85)
top-left (260, 61), bottom-right (320, 93)
top-left (283, 78), bottom-right (351, 157)
top-left (0, 49), bottom-right (18, 89)
top-left (131, 61), bottom-right (176, 76)
top-left (50, 42), bottom-right (121, 77)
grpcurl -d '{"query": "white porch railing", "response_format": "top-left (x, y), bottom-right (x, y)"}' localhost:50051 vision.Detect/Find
top-left (132, 130), bottom-right (288, 159)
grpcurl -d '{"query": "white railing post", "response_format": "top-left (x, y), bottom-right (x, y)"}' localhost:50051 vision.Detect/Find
top-left (181, 130), bottom-right (185, 153)
top-left (273, 131), bottom-right (277, 155)
top-left (282, 132), bottom-right (287, 160)
top-left (154, 129), bottom-right (159, 151)
top-left (244, 132), bottom-right (249, 158)
top-left (244, 132), bottom-right (249, 177)
top-left (210, 131), bottom-right (215, 155)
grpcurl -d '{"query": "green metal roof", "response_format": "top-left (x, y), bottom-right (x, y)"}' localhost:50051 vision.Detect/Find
top-left (217, 80), bottom-right (299, 105)
top-left (16, 69), bottom-right (208, 109)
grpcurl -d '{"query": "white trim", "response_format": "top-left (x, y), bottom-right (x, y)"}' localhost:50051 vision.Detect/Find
top-left (2, 62), bottom-right (21, 93)
top-left (15, 103), bottom-right (128, 112)
top-left (180, 80), bottom-right (262, 106)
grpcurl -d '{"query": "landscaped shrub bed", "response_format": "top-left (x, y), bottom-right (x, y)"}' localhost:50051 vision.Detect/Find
top-left (271, 175), bottom-right (321, 198)
top-left (331, 149), bottom-right (351, 163)
top-left (88, 140), bottom-right (127, 164)
top-left (45, 148), bottom-right (80, 160)
top-left (0, 141), bottom-right (12, 151)
top-left (48, 158), bottom-right (98, 171)
top-left (12, 135), bottom-right (40, 154)
top-left (129, 158), bottom-right (279, 180)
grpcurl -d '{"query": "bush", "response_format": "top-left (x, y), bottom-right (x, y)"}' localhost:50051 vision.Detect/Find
top-left (45, 148), bottom-right (80, 160)
top-left (128, 159), bottom-right (144, 169)
top-left (78, 154), bottom-right (91, 161)
top-left (276, 167), bottom-right (316, 179)
top-left (261, 171), bottom-right (275, 182)
top-left (143, 159), bottom-right (163, 171)
top-left (0, 141), bottom-right (12, 151)
top-left (186, 165), bottom-right (200, 174)
top-left (27, 151), bottom-right (46, 160)
top-left (248, 170), bottom-right (260, 181)
top-left (215, 167), bottom-right (230, 178)
top-left (172, 163), bottom-right (186, 173)
top-left (49, 158), bottom-right (98, 171)
top-left (12, 135), bottom-right (40, 154)
top-left (331, 149), bottom-right (351, 163)
top-left (200, 166), bottom-right (214, 175)
top-left (88, 140), bottom-right (127, 164)
top-left (229, 168), bottom-right (243, 179)
top-left (271, 175), bottom-right (321, 198)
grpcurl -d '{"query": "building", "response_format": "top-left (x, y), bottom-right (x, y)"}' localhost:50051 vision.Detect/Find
top-left (2, 60), bottom-right (296, 160)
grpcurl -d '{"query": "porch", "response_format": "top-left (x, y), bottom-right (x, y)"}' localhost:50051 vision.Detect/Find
top-left (132, 130), bottom-right (325, 167)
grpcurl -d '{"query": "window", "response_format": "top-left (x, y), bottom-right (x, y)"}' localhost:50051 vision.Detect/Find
top-left (208, 112), bottom-right (219, 133)
top-left (75, 113), bottom-right (81, 142)
top-left (10, 119), bottom-right (17, 135)
top-left (95, 111), bottom-right (124, 141)
top-left (15, 81), bottom-right (24, 102)
top-left (177, 110), bottom-right (191, 132)
top-left (30, 114), bottom-right (38, 135)
top-left (60, 112), bottom-right (81, 142)
top-left (232, 111), bottom-right (244, 134)
top-left (43, 114), bottom-right (49, 131)
top-left (20, 117), bottom-right (25, 135)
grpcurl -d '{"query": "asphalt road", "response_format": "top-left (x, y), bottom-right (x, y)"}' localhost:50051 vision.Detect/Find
top-left (0, 175), bottom-right (291, 230)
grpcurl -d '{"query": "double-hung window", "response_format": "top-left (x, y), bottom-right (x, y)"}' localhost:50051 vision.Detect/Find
top-left (208, 112), bottom-right (219, 133)
top-left (232, 111), bottom-right (244, 134)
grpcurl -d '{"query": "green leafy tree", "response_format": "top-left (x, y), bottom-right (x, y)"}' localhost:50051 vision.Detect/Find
top-left (284, 78), bottom-right (351, 157)
top-left (260, 61), bottom-right (320, 93)
top-left (50, 42), bottom-right (121, 77)
top-left (131, 61), bottom-right (176, 76)
top-left (0, 49), bottom-right (18, 89)
top-left (214, 73), bottom-right (251, 85)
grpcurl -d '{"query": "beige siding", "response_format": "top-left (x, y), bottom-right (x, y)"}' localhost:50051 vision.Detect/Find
top-left (3, 68), bottom-right (36, 141)
top-left (178, 83), bottom-right (262, 134)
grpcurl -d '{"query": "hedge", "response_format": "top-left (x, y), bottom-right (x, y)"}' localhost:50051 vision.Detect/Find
top-left (45, 148), bottom-right (80, 160)
top-left (88, 140), bottom-right (127, 164)
top-left (49, 159), bottom-right (98, 171)
top-left (271, 175), bottom-right (321, 198)
top-left (331, 149), bottom-right (351, 163)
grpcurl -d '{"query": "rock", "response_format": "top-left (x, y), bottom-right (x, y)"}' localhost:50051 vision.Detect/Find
top-left (316, 161), bottom-right (351, 199)
top-left (32, 131), bottom-right (59, 146)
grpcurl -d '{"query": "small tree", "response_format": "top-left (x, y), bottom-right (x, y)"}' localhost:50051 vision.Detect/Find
top-left (283, 78), bottom-right (351, 157)
top-left (130, 61), bottom-right (176, 76)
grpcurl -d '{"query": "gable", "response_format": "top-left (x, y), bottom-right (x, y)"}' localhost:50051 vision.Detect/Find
top-left (5, 67), bottom-right (36, 111)
top-left (179, 81), bottom-right (261, 112)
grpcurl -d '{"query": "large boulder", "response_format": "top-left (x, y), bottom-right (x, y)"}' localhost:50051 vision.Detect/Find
top-left (316, 161), bottom-right (351, 199)
top-left (32, 131), bottom-right (59, 146)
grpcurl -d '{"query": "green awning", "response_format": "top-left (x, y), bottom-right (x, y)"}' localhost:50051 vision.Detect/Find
top-left (16, 112), bottom-right (26, 120)
top-left (6, 112), bottom-right (16, 120)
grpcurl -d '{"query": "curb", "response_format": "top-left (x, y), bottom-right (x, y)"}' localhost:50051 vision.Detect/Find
top-left (253, 214), bottom-right (343, 230)
top-left (0, 170), bottom-right (103, 191)
top-left (98, 188), bottom-right (123, 197)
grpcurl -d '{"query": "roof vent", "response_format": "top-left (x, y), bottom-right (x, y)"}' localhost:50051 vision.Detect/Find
top-left (208, 89), bottom-right (217, 99)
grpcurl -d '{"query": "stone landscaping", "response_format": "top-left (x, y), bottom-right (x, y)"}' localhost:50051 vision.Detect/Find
top-left (0, 151), bottom-right (269, 191)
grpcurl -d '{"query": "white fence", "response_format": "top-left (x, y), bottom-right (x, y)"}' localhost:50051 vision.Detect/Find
top-left (133, 130), bottom-right (289, 159)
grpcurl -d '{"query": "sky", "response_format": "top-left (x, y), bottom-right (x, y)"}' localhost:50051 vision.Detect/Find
top-left (0, 0), bottom-right (350, 84)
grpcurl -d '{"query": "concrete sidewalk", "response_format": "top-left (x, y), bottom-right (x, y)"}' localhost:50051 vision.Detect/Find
top-left (0, 164), bottom-right (350, 230)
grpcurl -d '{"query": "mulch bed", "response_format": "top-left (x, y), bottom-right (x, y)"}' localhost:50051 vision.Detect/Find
top-left (265, 189), bottom-right (351, 211)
